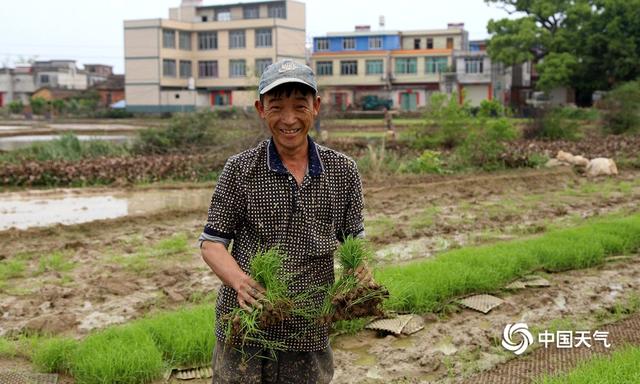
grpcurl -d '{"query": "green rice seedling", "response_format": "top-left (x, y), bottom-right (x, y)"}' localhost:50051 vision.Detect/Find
top-left (136, 305), bottom-right (215, 367)
top-left (223, 247), bottom-right (297, 352)
top-left (70, 325), bottom-right (165, 384)
top-left (536, 346), bottom-right (640, 384)
top-left (32, 337), bottom-right (78, 373)
top-left (377, 214), bottom-right (640, 314)
top-left (320, 236), bottom-right (388, 324)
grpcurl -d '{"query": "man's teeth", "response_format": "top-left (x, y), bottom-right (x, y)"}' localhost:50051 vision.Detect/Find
top-left (281, 128), bottom-right (301, 134)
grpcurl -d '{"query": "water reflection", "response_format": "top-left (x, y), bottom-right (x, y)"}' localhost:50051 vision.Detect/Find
top-left (0, 188), bottom-right (213, 230)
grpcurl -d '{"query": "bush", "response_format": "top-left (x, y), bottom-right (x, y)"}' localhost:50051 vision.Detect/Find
top-left (30, 97), bottom-right (47, 115)
top-left (477, 99), bottom-right (508, 118)
top-left (407, 92), bottom-right (471, 149)
top-left (455, 118), bottom-right (517, 170)
top-left (601, 80), bottom-right (640, 134)
top-left (133, 111), bottom-right (220, 154)
top-left (523, 107), bottom-right (580, 141)
top-left (399, 150), bottom-right (444, 174)
top-left (8, 100), bottom-right (24, 114)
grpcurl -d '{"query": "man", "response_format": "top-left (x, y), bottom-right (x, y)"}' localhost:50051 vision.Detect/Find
top-left (199, 60), bottom-right (368, 383)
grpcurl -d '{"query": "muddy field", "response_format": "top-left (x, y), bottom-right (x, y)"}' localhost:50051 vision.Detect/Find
top-left (1, 166), bottom-right (639, 383)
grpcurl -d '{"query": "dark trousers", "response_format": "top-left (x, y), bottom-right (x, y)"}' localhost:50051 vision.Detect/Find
top-left (211, 342), bottom-right (334, 384)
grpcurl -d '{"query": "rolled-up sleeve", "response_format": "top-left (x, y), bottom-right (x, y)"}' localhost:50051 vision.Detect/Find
top-left (338, 160), bottom-right (365, 242)
top-left (200, 157), bottom-right (245, 247)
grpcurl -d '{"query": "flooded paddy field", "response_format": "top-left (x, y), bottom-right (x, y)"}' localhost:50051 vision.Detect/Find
top-left (1, 166), bottom-right (639, 383)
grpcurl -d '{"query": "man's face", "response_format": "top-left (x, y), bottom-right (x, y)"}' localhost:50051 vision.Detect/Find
top-left (255, 89), bottom-right (320, 153)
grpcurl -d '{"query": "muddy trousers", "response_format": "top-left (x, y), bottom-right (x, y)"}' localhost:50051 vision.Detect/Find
top-left (211, 342), bottom-right (334, 384)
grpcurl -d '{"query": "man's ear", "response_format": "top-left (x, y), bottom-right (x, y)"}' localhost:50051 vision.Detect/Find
top-left (313, 96), bottom-right (321, 117)
top-left (254, 99), bottom-right (265, 118)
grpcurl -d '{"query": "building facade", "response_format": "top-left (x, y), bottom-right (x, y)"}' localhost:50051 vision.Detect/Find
top-left (311, 24), bottom-right (468, 111)
top-left (0, 60), bottom-right (96, 107)
top-left (124, 0), bottom-right (306, 113)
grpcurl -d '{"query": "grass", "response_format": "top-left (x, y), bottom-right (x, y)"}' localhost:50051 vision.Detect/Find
top-left (30, 304), bottom-right (215, 384)
top-left (0, 337), bottom-right (17, 357)
top-left (110, 233), bottom-right (191, 274)
top-left (409, 206), bottom-right (440, 231)
top-left (32, 337), bottom-right (79, 373)
top-left (0, 132), bottom-right (130, 164)
top-left (365, 216), bottom-right (396, 242)
top-left (38, 251), bottom-right (76, 274)
top-left (135, 305), bottom-right (215, 367)
top-left (71, 326), bottom-right (165, 384)
top-left (376, 214), bottom-right (640, 313)
top-left (535, 346), bottom-right (640, 384)
top-left (0, 258), bottom-right (27, 279)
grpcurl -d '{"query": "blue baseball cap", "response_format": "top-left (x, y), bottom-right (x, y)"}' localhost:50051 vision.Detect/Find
top-left (258, 59), bottom-right (318, 95)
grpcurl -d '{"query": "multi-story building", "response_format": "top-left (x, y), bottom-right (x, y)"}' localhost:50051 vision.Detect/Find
top-left (453, 40), bottom-right (498, 106)
top-left (32, 60), bottom-right (88, 91)
top-left (0, 61), bottom-right (117, 108)
top-left (0, 65), bottom-right (36, 107)
top-left (124, 0), bottom-right (306, 113)
top-left (85, 64), bottom-right (114, 86)
top-left (311, 24), bottom-right (468, 111)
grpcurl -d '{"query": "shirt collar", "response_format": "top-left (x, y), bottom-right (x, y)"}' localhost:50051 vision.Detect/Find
top-left (267, 136), bottom-right (325, 177)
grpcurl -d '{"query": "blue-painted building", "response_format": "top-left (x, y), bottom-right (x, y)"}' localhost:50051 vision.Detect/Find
top-left (311, 24), bottom-right (469, 111)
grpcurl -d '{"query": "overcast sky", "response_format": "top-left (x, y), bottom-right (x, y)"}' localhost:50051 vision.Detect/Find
top-left (0, 0), bottom-right (513, 74)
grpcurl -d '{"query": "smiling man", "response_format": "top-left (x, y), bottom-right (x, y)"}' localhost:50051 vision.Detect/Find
top-left (199, 60), bottom-right (367, 383)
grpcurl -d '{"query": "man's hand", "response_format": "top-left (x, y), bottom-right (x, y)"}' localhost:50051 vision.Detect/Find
top-left (233, 275), bottom-right (266, 311)
top-left (200, 241), bottom-right (266, 311)
top-left (354, 264), bottom-right (374, 287)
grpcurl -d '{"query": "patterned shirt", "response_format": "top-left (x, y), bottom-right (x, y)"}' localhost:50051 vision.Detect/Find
top-left (201, 136), bottom-right (364, 351)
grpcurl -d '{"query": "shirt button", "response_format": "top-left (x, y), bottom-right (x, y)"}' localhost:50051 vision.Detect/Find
top-left (288, 175), bottom-right (292, 181)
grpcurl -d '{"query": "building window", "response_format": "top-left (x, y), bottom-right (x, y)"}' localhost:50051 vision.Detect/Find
top-left (395, 58), bottom-right (417, 74)
top-left (465, 58), bottom-right (484, 73)
top-left (230, 59), bottom-right (246, 77)
top-left (255, 28), bottom-right (272, 47)
top-left (179, 60), bottom-right (192, 78)
top-left (427, 38), bottom-right (433, 49)
top-left (163, 29), bottom-right (176, 49)
top-left (447, 37), bottom-right (454, 49)
top-left (340, 60), bottom-right (357, 75)
top-left (163, 59), bottom-right (176, 77)
top-left (243, 6), bottom-right (259, 19)
top-left (40, 74), bottom-right (49, 84)
top-left (268, 4), bottom-right (286, 18)
top-left (255, 58), bottom-right (273, 76)
top-left (198, 31), bottom-right (218, 50)
top-left (201, 15), bottom-right (208, 22)
top-left (316, 39), bottom-right (329, 51)
top-left (316, 61), bottom-right (333, 76)
top-left (426, 57), bottom-right (448, 73)
top-left (414, 38), bottom-right (421, 49)
top-left (216, 9), bottom-right (231, 21)
top-left (229, 30), bottom-right (245, 49)
top-left (179, 31), bottom-right (191, 50)
top-left (369, 37), bottom-right (382, 49)
top-left (198, 60), bottom-right (218, 78)
top-left (343, 38), bottom-right (355, 50)
top-left (365, 60), bottom-right (383, 75)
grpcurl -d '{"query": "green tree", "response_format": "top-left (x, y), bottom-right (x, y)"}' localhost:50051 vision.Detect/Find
top-left (486, 0), bottom-right (640, 103)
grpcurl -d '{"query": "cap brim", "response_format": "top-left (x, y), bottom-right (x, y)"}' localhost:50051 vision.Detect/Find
top-left (259, 77), bottom-right (317, 95)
